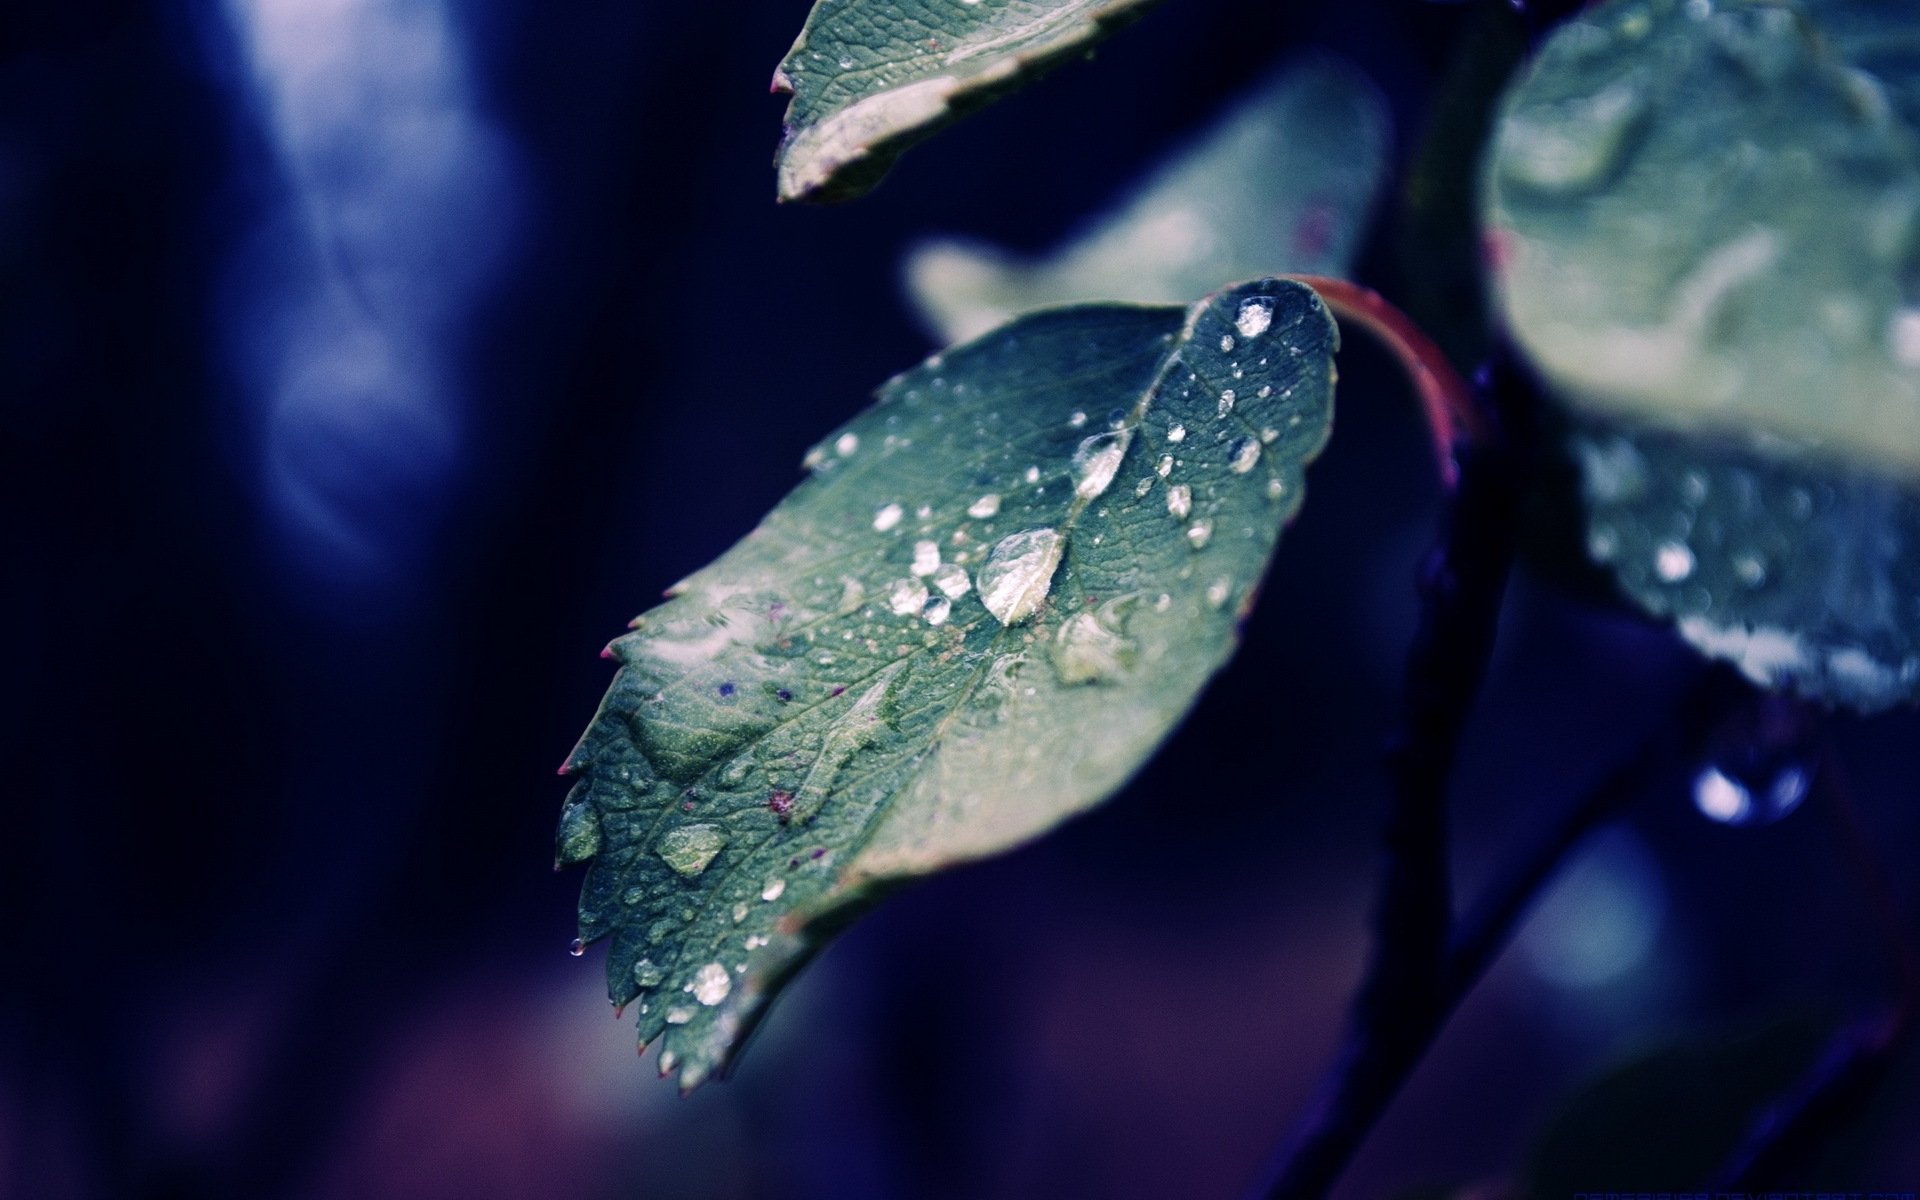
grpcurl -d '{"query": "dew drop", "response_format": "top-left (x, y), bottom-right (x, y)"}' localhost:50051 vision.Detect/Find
top-left (1068, 410), bottom-right (1088, 429)
top-left (1219, 334), bottom-right (1236, 352)
top-left (1186, 520), bottom-right (1214, 549)
top-left (889, 577), bottom-right (929, 615)
top-left (1156, 454), bottom-right (1174, 478)
top-left (693, 962), bottom-right (732, 1005)
top-left (1134, 476), bottom-right (1154, 498)
top-left (568, 938), bottom-right (586, 957)
top-left (911, 540), bottom-right (941, 576)
top-left (657, 824), bottom-right (727, 877)
top-left (977, 528), bottom-right (1065, 626)
top-left (1228, 437), bottom-right (1261, 474)
top-left (1693, 697), bottom-right (1817, 827)
top-left (761, 877), bottom-right (786, 902)
top-left (633, 958), bottom-right (665, 988)
top-left (1732, 551), bottom-right (1768, 588)
top-left (1235, 298), bottom-right (1273, 338)
top-left (1071, 430), bottom-right (1133, 500)
top-left (1050, 610), bottom-right (1134, 685)
top-left (1218, 389), bottom-right (1237, 417)
top-left (664, 1006), bottom-right (694, 1025)
top-left (932, 563), bottom-right (971, 599)
top-left (1024, 465), bottom-right (1041, 484)
top-left (922, 595), bottom-right (952, 626)
top-left (1167, 423), bottom-right (1186, 444)
top-left (968, 493), bottom-right (1001, 518)
top-left (1166, 484), bottom-right (1193, 520)
top-left (835, 432), bottom-right (860, 457)
top-left (1206, 578), bottom-right (1232, 608)
top-left (1653, 540), bottom-right (1695, 583)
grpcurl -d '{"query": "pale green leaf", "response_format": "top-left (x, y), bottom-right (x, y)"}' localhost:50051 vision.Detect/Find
top-left (1484, 0), bottom-right (1920, 709)
top-left (906, 55), bottom-right (1391, 342)
top-left (772, 0), bottom-right (1163, 203)
top-left (1484, 0), bottom-right (1920, 479)
top-left (558, 280), bottom-right (1338, 1088)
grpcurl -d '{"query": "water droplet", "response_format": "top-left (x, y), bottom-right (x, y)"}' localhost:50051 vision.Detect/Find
top-left (922, 595), bottom-right (952, 626)
top-left (1217, 389), bottom-right (1237, 417)
top-left (1260, 427), bottom-right (1279, 444)
top-left (1219, 334), bottom-right (1236, 352)
top-left (933, 563), bottom-right (971, 599)
top-left (664, 1006), bottom-right (694, 1025)
top-left (873, 503), bottom-right (903, 532)
top-left (1228, 437), bottom-right (1261, 474)
top-left (1134, 476), bottom-right (1154, 498)
top-left (1186, 520), bottom-right (1214, 549)
top-left (556, 801), bottom-right (601, 864)
top-left (1024, 465), bottom-right (1041, 483)
top-left (1206, 578), bottom-right (1232, 608)
top-left (835, 432), bottom-right (860, 457)
top-left (1654, 540), bottom-right (1695, 582)
top-left (889, 577), bottom-right (929, 615)
top-left (1068, 410), bottom-right (1088, 428)
top-left (911, 540), bottom-right (941, 577)
top-left (1154, 593), bottom-right (1172, 612)
top-left (968, 493), bottom-right (1001, 518)
top-left (633, 958), bottom-right (665, 988)
top-left (977, 528), bottom-right (1064, 626)
top-left (1498, 75), bottom-right (1648, 194)
top-left (761, 878), bottom-right (786, 902)
top-left (1732, 551), bottom-right (1768, 588)
top-left (1050, 608), bottom-right (1134, 685)
top-left (1155, 455), bottom-right (1174, 478)
top-left (1694, 698), bottom-right (1817, 827)
top-left (693, 962), bottom-right (732, 1005)
top-left (623, 886), bottom-right (646, 905)
top-left (1588, 525), bottom-right (1620, 561)
top-left (1071, 430), bottom-right (1133, 500)
top-left (657, 824), bottom-right (727, 877)
top-left (1235, 298), bottom-right (1273, 338)
top-left (1166, 484), bottom-right (1193, 519)
top-left (568, 938), bottom-right (586, 957)
top-left (1167, 423), bottom-right (1186, 444)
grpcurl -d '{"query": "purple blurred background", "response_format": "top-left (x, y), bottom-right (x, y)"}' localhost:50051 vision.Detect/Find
top-left (3, 1), bottom-right (1918, 1197)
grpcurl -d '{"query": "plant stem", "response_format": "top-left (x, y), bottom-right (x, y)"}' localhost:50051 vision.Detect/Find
top-left (1288, 275), bottom-right (1484, 488)
top-left (1256, 666), bottom-right (1752, 1200)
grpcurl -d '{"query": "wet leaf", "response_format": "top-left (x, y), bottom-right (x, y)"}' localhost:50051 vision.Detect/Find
top-left (1484, 0), bottom-right (1920, 709)
top-left (771, 0), bottom-right (1163, 203)
top-left (558, 279), bottom-right (1339, 1088)
top-left (906, 55), bottom-right (1390, 343)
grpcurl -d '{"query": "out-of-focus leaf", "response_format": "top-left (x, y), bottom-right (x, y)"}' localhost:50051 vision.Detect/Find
top-left (905, 55), bottom-right (1391, 343)
top-left (1485, 0), bottom-right (1920, 477)
top-left (1484, 0), bottom-right (1920, 710)
top-left (772, 0), bottom-right (1163, 204)
top-left (558, 280), bottom-right (1338, 1089)
top-left (1571, 423), bottom-right (1920, 710)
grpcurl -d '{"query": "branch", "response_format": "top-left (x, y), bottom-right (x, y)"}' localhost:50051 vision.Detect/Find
top-left (1256, 666), bottom-right (1753, 1200)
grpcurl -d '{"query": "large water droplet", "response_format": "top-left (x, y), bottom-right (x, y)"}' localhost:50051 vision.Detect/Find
top-left (568, 938), bottom-right (586, 957)
top-left (1693, 699), bottom-right (1817, 827)
top-left (1071, 430), bottom-right (1132, 500)
top-left (835, 432), bottom-right (860, 457)
top-left (1167, 423), bottom-right (1187, 444)
top-left (968, 493), bottom-right (1001, 518)
top-left (872, 503), bottom-right (903, 532)
top-left (760, 877), bottom-right (786, 902)
top-left (977, 528), bottom-right (1064, 626)
top-left (693, 962), bottom-right (732, 1006)
top-left (1235, 297), bottom-right (1274, 338)
top-left (658, 823), bottom-right (727, 877)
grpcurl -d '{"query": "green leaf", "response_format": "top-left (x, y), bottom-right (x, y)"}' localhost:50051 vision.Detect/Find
top-left (1484, 0), bottom-right (1920, 709)
top-left (772, 0), bottom-right (1163, 203)
top-left (558, 280), bottom-right (1339, 1089)
top-left (906, 55), bottom-right (1391, 343)
top-left (1485, 0), bottom-right (1920, 478)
